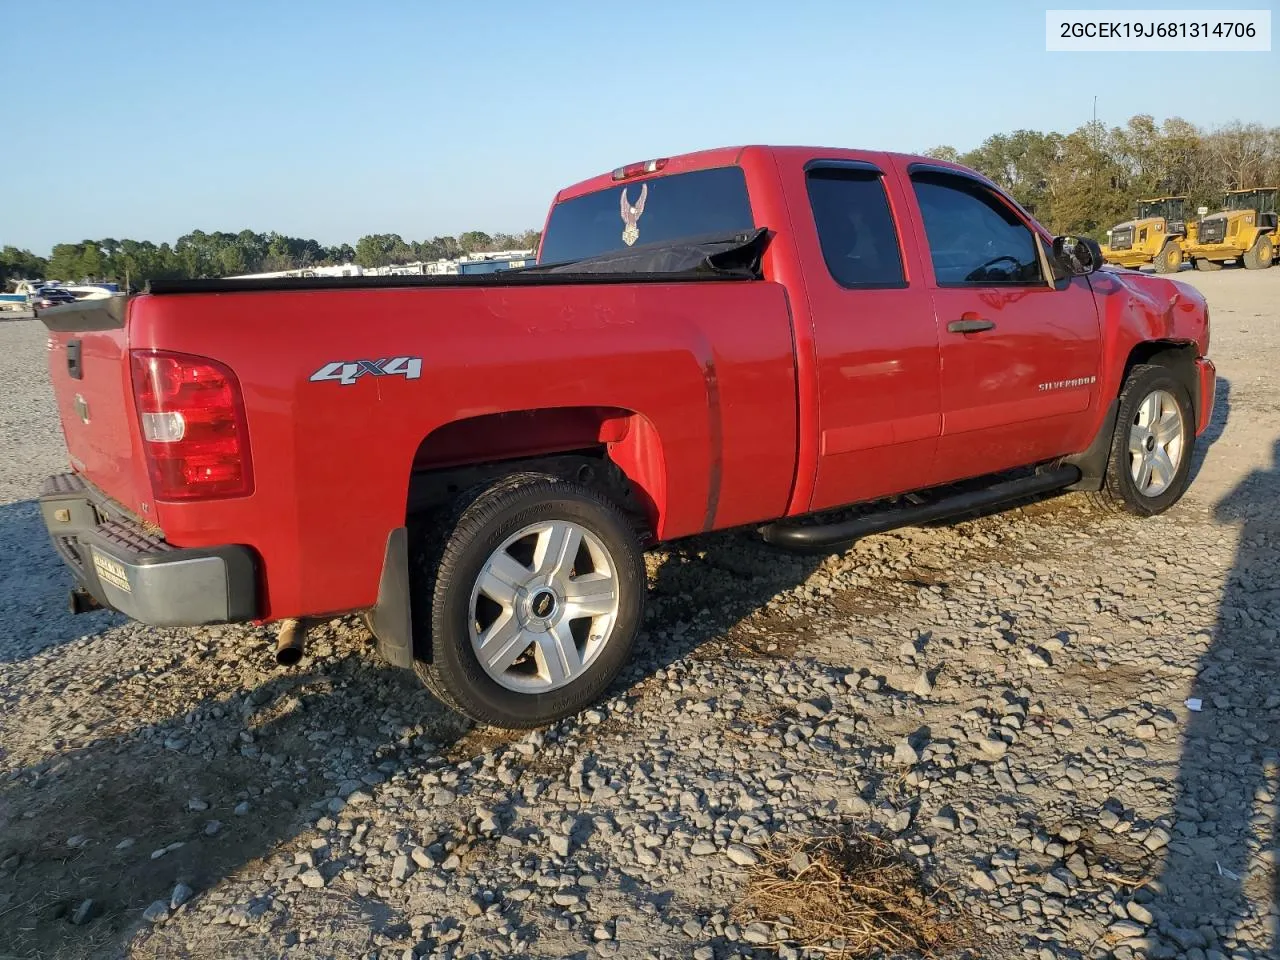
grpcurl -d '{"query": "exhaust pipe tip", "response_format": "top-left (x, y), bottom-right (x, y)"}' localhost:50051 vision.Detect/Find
top-left (274, 619), bottom-right (306, 667)
top-left (276, 645), bottom-right (303, 668)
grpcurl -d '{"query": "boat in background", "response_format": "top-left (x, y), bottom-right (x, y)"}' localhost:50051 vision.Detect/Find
top-left (65, 283), bottom-right (120, 300)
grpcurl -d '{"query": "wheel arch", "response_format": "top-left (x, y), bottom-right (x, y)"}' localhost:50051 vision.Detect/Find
top-left (1066, 340), bottom-right (1199, 491)
top-left (370, 406), bottom-right (669, 672)
top-left (1123, 340), bottom-right (1200, 419)
top-left (405, 405), bottom-right (668, 539)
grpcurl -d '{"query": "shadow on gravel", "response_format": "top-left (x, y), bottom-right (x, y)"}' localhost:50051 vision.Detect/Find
top-left (625, 529), bottom-right (826, 687)
top-left (0, 657), bottom-right (470, 960)
top-left (0, 499), bottom-right (120, 663)
top-left (1154, 436), bottom-right (1280, 953)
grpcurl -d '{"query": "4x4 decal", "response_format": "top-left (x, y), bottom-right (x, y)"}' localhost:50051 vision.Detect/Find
top-left (310, 356), bottom-right (422, 386)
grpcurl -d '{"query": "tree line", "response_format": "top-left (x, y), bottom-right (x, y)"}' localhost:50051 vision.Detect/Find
top-left (1, 228), bottom-right (541, 288)
top-left (926, 116), bottom-right (1280, 237)
top-left (6, 115), bottom-right (1279, 286)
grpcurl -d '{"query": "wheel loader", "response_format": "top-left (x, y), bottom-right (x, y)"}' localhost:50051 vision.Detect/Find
top-left (1183, 187), bottom-right (1278, 271)
top-left (1101, 196), bottom-right (1189, 273)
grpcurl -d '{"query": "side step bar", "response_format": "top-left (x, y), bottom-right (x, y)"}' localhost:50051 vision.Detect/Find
top-left (759, 466), bottom-right (1082, 552)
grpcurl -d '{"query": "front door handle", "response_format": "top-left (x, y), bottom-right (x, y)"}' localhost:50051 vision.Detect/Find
top-left (947, 318), bottom-right (996, 334)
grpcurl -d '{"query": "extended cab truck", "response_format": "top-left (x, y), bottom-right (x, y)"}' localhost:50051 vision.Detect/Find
top-left (38, 146), bottom-right (1216, 729)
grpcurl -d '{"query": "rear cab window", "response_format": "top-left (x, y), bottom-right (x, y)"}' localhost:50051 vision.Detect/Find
top-left (806, 165), bottom-right (906, 288)
top-left (538, 166), bottom-right (755, 265)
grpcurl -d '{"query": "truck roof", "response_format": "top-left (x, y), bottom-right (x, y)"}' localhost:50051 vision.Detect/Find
top-left (553, 145), bottom-right (986, 204)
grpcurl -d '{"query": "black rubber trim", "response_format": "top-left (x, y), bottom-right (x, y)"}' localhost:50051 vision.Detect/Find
top-left (147, 270), bottom-right (752, 295)
top-left (1064, 400), bottom-right (1121, 492)
top-left (760, 466), bottom-right (1081, 552)
top-left (804, 158), bottom-right (884, 174)
top-left (369, 527), bottom-right (413, 669)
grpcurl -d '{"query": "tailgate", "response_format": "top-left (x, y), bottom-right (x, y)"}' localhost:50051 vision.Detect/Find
top-left (41, 297), bottom-right (151, 516)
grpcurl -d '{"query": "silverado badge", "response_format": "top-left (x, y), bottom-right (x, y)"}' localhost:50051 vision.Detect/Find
top-left (620, 184), bottom-right (648, 246)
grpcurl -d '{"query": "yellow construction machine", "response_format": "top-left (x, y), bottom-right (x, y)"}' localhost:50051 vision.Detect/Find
top-left (1183, 187), bottom-right (1278, 271)
top-left (1101, 196), bottom-right (1189, 273)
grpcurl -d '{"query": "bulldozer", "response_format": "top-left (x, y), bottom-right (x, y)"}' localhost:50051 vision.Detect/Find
top-left (1183, 187), bottom-right (1278, 271)
top-left (1101, 196), bottom-right (1189, 273)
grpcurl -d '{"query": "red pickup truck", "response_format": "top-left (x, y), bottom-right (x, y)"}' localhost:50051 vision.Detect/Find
top-left (38, 146), bottom-right (1215, 728)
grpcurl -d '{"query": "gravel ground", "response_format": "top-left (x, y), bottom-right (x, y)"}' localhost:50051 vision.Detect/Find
top-left (0, 271), bottom-right (1277, 960)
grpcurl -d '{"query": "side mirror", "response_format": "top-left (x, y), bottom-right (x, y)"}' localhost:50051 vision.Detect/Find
top-left (1052, 235), bottom-right (1103, 278)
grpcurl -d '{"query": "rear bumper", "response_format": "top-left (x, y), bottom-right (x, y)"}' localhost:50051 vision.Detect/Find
top-left (1195, 358), bottom-right (1216, 436)
top-left (39, 473), bottom-right (258, 625)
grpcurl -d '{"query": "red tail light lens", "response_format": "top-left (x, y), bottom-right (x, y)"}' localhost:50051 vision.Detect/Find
top-left (130, 350), bottom-right (254, 500)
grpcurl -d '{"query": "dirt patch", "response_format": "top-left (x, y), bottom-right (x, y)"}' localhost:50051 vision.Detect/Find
top-left (738, 830), bottom-right (975, 958)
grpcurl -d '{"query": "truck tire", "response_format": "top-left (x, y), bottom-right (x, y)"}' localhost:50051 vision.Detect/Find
top-left (1153, 242), bottom-right (1181, 274)
top-left (1087, 364), bottom-right (1195, 517)
top-left (1193, 257), bottom-right (1222, 272)
top-left (412, 474), bottom-right (645, 728)
top-left (1243, 235), bottom-right (1273, 270)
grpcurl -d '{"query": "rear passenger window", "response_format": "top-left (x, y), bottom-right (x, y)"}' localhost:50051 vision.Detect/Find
top-left (806, 168), bottom-right (906, 288)
top-left (911, 173), bottom-right (1043, 285)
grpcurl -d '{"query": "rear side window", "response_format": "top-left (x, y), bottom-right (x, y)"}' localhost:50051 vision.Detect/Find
top-left (538, 166), bottom-right (754, 265)
top-left (911, 173), bottom-right (1043, 285)
top-left (806, 168), bottom-right (905, 288)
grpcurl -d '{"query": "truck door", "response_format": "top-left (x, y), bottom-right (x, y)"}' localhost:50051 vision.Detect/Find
top-left (787, 158), bottom-right (942, 512)
top-left (903, 166), bottom-right (1102, 483)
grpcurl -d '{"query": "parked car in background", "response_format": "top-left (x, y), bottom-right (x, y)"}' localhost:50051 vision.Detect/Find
top-left (33, 286), bottom-right (78, 308)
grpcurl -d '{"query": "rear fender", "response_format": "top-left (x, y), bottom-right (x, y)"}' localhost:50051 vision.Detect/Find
top-left (407, 406), bottom-right (667, 537)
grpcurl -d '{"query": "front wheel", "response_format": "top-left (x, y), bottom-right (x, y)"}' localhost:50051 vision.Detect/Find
top-left (413, 475), bottom-right (645, 728)
top-left (1088, 364), bottom-right (1196, 516)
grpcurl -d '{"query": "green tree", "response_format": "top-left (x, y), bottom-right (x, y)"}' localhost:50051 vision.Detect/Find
top-left (0, 246), bottom-right (49, 285)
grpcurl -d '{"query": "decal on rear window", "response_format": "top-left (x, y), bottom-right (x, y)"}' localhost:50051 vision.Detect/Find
top-left (620, 184), bottom-right (648, 246)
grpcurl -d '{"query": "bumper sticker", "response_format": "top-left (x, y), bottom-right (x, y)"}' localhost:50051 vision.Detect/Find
top-left (92, 550), bottom-right (132, 593)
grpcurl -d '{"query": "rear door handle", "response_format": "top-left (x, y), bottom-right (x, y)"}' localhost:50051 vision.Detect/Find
top-left (66, 339), bottom-right (83, 379)
top-left (947, 318), bottom-right (996, 334)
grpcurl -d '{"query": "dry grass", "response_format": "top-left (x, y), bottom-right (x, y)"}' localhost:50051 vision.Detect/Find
top-left (738, 831), bottom-right (974, 959)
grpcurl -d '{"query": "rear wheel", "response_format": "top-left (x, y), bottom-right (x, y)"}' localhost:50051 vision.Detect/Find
top-left (1194, 257), bottom-right (1223, 272)
top-left (412, 474), bottom-right (645, 728)
top-left (1153, 242), bottom-right (1182, 274)
top-left (1088, 364), bottom-right (1195, 516)
top-left (1243, 235), bottom-right (1274, 270)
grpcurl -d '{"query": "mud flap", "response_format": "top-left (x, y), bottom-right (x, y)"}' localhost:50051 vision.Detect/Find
top-left (369, 527), bottom-right (414, 669)
top-left (1064, 400), bottom-right (1119, 492)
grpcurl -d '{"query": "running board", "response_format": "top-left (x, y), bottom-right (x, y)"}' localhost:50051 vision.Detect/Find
top-left (759, 466), bottom-right (1082, 552)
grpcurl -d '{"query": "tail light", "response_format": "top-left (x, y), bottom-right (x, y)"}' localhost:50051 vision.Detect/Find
top-left (130, 350), bottom-right (254, 500)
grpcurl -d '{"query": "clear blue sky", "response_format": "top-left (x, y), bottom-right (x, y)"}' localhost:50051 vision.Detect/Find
top-left (5, 0), bottom-right (1277, 254)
